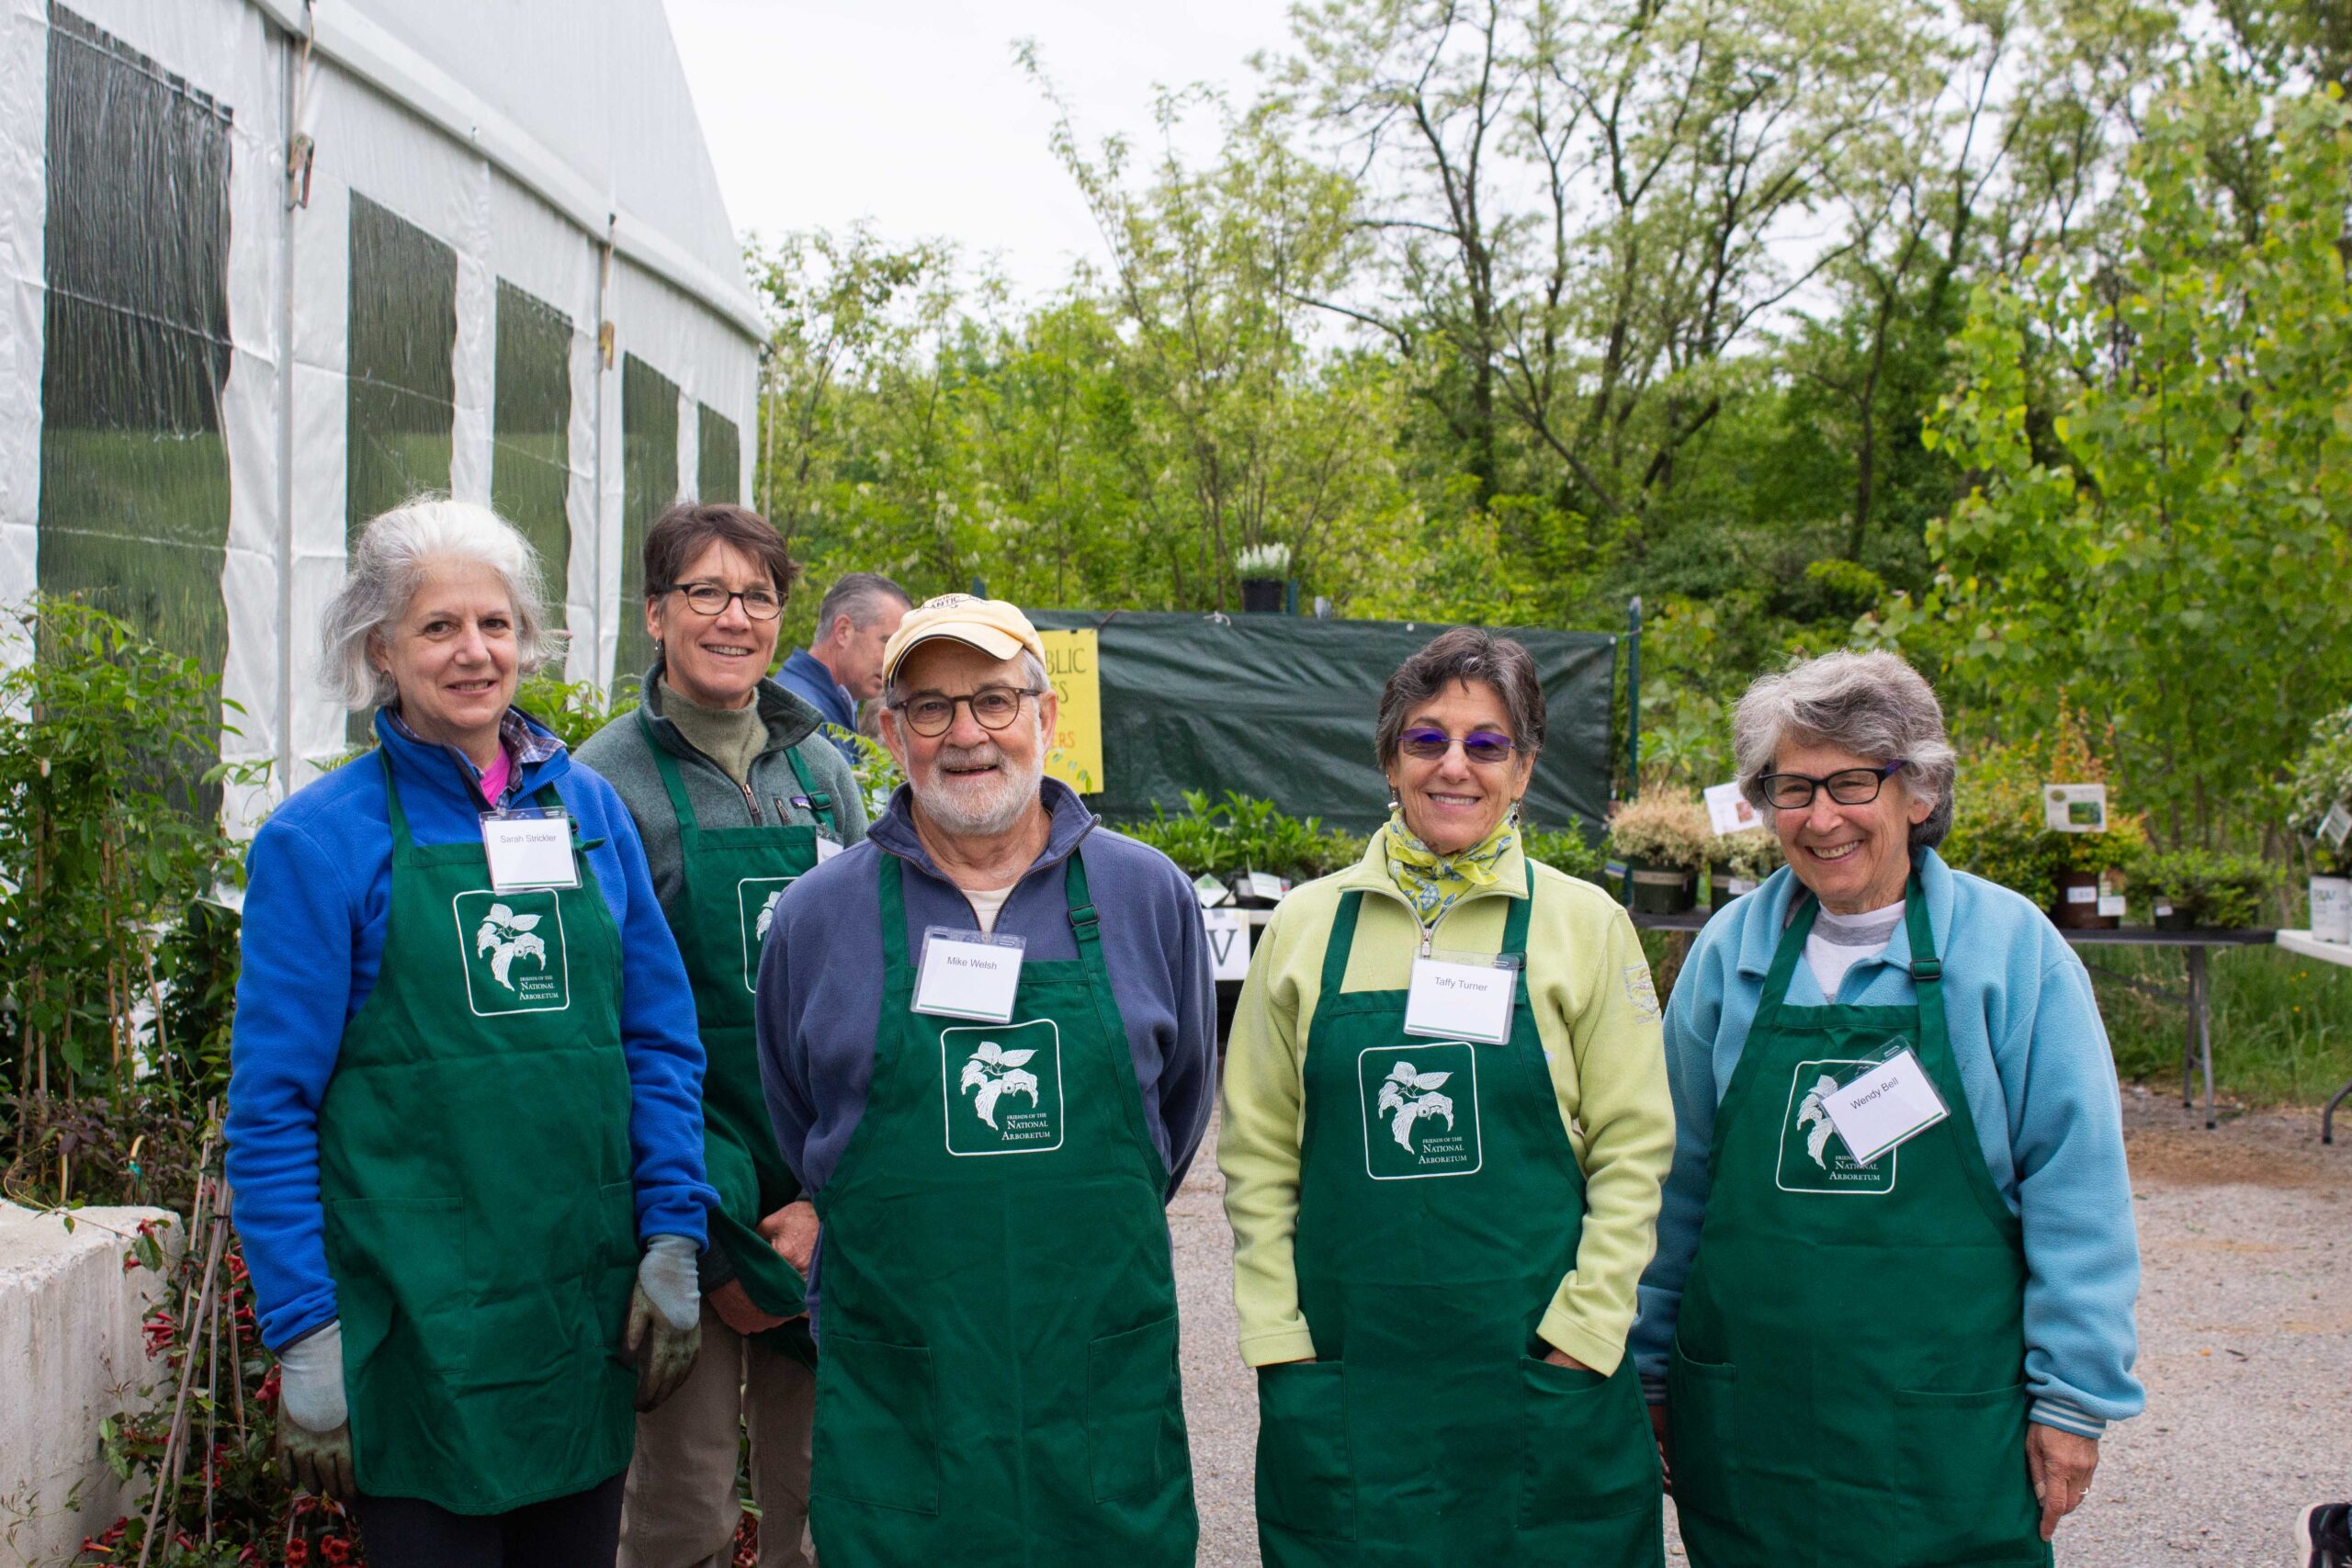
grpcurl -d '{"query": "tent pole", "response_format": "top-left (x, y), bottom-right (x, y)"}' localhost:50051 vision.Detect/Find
top-left (1625, 594), bottom-right (1642, 795)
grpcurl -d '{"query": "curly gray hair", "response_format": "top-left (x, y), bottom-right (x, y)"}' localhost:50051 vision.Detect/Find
top-left (321, 497), bottom-right (559, 710)
top-left (1733, 649), bottom-right (1958, 850)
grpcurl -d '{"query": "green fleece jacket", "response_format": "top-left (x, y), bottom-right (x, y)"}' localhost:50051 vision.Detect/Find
top-left (572, 660), bottom-right (867, 920)
top-left (1219, 829), bottom-right (1674, 1373)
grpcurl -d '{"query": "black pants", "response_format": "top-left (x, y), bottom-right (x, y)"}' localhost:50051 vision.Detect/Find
top-left (354, 1471), bottom-right (626, 1568)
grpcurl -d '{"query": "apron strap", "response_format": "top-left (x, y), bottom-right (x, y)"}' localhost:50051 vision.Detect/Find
top-left (1500, 860), bottom-right (1534, 956)
top-left (878, 852), bottom-right (913, 971)
top-left (638, 706), bottom-right (702, 828)
top-left (782, 743), bottom-right (838, 839)
top-left (377, 749), bottom-right (415, 852)
top-left (1064, 850), bottom-right (1100, 946)
top-left (1320, 889), bottom-right (1366, 1000)
top-left (1752, 890), bottom-right (1822, 1033)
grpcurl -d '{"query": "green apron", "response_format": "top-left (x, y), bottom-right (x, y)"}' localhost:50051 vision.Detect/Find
top-left (643, 715), bottom-right (837, 1360)
top-left (1256, 868), bottom-right (1663, 1568)
top-left (1668, 875), bottom-right (2050, 1568)
top-left (807, 849), bottom-right (1196, 1567)
top-left (316, 754), bottom-right (638, 1512)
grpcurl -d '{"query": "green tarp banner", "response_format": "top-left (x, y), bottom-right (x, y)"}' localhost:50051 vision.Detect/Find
top-left (1023, 610), bottom-right (1618, 836)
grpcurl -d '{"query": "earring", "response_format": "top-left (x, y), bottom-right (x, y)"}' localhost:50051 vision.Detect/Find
top-left (1385, 784), bottom-right (1401, 812)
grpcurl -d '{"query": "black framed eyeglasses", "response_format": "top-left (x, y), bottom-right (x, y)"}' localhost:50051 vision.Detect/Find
top-left (1758, 761), bottom-right (1905, 809)
top-left (657, 581), bottom-right (784, 621)
top-left (891, 685), bottom-right (1045, 738)
top-left (1397, 727), bottom-right (1518, 765)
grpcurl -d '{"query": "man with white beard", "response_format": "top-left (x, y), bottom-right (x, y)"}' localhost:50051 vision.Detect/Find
top-left (753, 595), bottom-right (1216, 1568)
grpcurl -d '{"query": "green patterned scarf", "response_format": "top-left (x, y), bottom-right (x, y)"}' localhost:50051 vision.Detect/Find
top-left (1383, 808), bottom-right (1517, 928)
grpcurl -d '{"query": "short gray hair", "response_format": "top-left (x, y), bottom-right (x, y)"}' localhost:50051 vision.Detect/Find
top-left (321, 497), bottom-right (558, 710)
top-left (1733, 649), bottom-right (1958, 849)
top-left (816, 572), bottom-right (910, 637)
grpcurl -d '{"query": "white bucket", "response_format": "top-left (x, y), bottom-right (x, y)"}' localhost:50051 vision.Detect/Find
top-left (2312, 876), bottom-right (2352, 944)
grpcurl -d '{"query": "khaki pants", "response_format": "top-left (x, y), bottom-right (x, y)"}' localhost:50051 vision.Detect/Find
top-left (619, 1302), bottom-right (816, 1568)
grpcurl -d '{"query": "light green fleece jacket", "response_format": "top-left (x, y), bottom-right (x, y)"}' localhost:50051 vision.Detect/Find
top-left (1218, 829), bottom-right (1675, 1373)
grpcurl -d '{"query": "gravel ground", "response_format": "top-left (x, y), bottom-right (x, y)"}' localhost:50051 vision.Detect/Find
top-left (1172, 1092), bottom-right (2352, 1567)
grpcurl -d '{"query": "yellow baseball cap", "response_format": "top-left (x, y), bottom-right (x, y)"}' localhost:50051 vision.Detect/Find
top-left (882, 593), bottom-right (1046, 685)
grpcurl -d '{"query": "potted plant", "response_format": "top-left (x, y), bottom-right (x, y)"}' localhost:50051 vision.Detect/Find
top-left (2288, 703), bottom-right (2352, 942)
top-left (2048, 812), bottom-right (2144, 931)
top-left (1608, 793), bottom-right (1711, 915)
top-left (1707, 830), bottom-right (1783, 911)
top-left (1234, 542), bottom-right (1292, 614)
top-left (2131, 847), bottom-right (2275, 931)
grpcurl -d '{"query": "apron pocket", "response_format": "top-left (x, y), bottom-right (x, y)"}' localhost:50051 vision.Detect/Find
top-left (1894, 1382), bottom-right (2035, 1560)
top-left (812, 1334), bottom-right (941, 1515)
top-left (1087, 1315), bottom-right (1181, 1502)
top-left (1665, 1342), bottom-right (1738, 1522)
top-left (1517, 1357), bottom-right (1659, 1526)
top-left (327, 1196), bottom-right (470, 1382)
top-left (1253, 1360), bottom-right (1356, 1542)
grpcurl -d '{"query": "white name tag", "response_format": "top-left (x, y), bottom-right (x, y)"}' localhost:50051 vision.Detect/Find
top-left (913, 928), bottom-right (1025, 1022)
top-left (1403, 953), bottom-right (1518, 1044)
top-left (481, 811), bottom-right (580, 893)
top-left (1820, 1046), bottom-right (1949, 1165)
top-left (815, 835), bottom-right (842, 864)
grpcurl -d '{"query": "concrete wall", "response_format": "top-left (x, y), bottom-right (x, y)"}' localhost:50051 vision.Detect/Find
top-left (0, 1202), bottom-right (177, 1568)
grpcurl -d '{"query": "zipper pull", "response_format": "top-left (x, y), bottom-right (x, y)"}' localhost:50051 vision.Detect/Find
top-left (1420, 924), bottom-right (1435, 959)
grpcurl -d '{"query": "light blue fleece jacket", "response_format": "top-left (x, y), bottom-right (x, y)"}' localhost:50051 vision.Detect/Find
top-left (225, 709), bottom-right (716, 1350)
top-left (1631, 850), bottom-right (2143, 1439)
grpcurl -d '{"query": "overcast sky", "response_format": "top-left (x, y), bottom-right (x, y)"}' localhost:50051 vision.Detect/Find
top-left (661, 0), bottom-right (1299, 302)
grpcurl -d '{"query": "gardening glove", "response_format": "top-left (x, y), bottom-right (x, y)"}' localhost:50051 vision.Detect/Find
top-left (625, 1235), bottom-right (703, 1412)
top-left (275, 1320), bottom-right (356, 1500)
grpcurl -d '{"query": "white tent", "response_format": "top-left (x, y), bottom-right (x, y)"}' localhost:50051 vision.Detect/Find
top-left (0, 0), bottom-right (763, 820)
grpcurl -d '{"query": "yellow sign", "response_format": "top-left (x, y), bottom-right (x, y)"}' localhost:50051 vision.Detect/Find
top-left (1039, 628), bottom-right (1104, 795)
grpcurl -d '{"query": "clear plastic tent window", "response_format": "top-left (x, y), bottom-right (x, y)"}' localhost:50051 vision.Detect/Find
top-left (615, 352), bottom-right (679, 694)
top-left (38, 5), bottom-right (233, 727)
top-left (696, 403), bottom-right (739, 506)
top-left (1, 0), bottom-right (762, 819)
top-left (492, 279), bottom-right (572, 625)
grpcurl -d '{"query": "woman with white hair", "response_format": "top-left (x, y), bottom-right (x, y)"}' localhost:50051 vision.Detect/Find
top-left (226, 499), bottom-right (715, 1566)
top-left (1630, 649), bottom-right (2143, 1568)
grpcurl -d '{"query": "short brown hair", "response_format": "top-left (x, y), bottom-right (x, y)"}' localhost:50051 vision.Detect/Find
top-left (1374, 626), bottom-right (1546, 770)
top-left (642, 502), bottom-right (800, 603)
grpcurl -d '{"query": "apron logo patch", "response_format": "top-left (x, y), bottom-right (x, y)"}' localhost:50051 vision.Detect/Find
top-left (942, 1020), bottom-right (1065, 1156)
top-left (1358, 1043), bottom-right (1482, 1179)
top-left (452, 891), bottom-right (570, 1016)
top-left (1623, 963), bottom-right (1662, 1021)
top-left (737, 877), bottom-right (796, 993)
top-left (1776, 1059), bottom-right (1896, 1194)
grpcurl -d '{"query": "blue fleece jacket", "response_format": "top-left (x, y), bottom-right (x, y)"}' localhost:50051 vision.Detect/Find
top-left (224, 709), bottom-right (716, 1350)
top-left (1631, 850), bottom-right (2143, 1438)
top-left (754, 779), bottom-right (1218, 1335)
top-left (774, 648), bottom-right (859, 762)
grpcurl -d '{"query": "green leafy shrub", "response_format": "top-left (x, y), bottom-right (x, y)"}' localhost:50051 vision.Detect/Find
top-left (515, 671), bottom-right (636, 750)
top-left (2288, 701), bottom-right (2352, 875)
top-left (2131, 847), bottom-right (2276, 929)
top-left (1606, 793), bottom-right (1712, 873)
top-left (1708, 830), bottom-right (1783, 882)
top-left (1521, 824), bottom-right (1607, 886)
top-left (1118, 790), bottom-right (1364, 882)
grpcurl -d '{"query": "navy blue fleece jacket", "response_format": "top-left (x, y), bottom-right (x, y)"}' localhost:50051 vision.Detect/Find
top-left (754, 779), bottom-right (1217, 1334)
top-left (224, 709), bottom-right (715, 1350)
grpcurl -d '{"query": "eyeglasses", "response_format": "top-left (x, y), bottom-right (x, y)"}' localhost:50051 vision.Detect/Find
top-left (658, 582), bottom-right (784, 621)
top-left (1397, 727), bottom-right (1518, 765)
top-left (1758, 761), bottom-right (1905, 809)
top-left (891, 685), bottom-right (1045, 738)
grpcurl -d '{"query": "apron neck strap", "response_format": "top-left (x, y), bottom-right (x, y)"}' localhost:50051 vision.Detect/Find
top-left (1757, 867), bottom-right (1939, 1026)
top-left (377, 749), bottom-right (414, 852)
top-left (639, 707), bottom-right (700, 828)
top-left (1321, 861), bottom-right (1534, 998)
top-left (1901, 869), bottom-right (1942, 988)
top-left (782, 743), bottom-right (837, 837)
top-left (877, 842), bottom-right (1090, 967)
top-left (1500, 861), bottom-right (1534, 955)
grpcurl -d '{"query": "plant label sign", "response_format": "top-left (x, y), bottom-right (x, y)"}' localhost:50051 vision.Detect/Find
top-left (2044, 784), bottom-right (2109, 833)
top-left (1201, 907), bottom-right (1252, 982)
top-left (1704, 781), bottom-right (1765, 837)
top-left (2322, 799), bottom-right (2352, 852)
